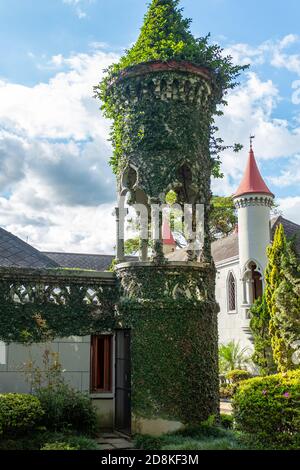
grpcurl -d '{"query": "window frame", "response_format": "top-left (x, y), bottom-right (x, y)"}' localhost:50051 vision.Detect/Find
top-left (227, 271), bottom-right (237, 313)
top-left (90, 334), bottom-right (113, 394)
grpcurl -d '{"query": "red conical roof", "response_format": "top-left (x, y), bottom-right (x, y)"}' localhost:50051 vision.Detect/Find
top-left (162, 220), bottom-right (176, 246)
top-left (234, 147), bottom-right (274, 198)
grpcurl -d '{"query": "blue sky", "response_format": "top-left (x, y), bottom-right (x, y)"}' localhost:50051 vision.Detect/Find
top-left (0, 0), bottom-right (300, 253)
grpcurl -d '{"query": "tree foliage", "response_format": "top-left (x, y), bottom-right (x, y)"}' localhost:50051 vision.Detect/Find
top-left (210, 196), bottom-right (237, 241)
top-left (250, 294), bottom-right (276, 375)
top-left (273, 238), bottom-right (300, 372)
top-left (250, 224), bottom-right (300, 374)
top-left (218, 340), bottom-right (251, 373)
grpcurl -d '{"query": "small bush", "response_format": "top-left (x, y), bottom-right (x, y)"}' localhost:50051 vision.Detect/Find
top-left (0, 394), bottom-right (44, 437)
top-left (226, 369), bottom-right (252, 384)
top-left (36, 385), bottom-right (98, 435)
top-left (219, 385), bottom-right (235, 399)
top-left (220, 413), bottom-right (234, 430)
top-left (42, 441), bottom-right (78, 450)
top-left (134, 434), bottom-right (163, 450)
top-left (233, 370), bottom-right (300, 449)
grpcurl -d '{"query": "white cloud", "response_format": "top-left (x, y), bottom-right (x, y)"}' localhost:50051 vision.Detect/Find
top-left (1, 34), bottom-right (300, 254)
top-left (0, 49), bottom-right (119, 253)
top-left (63, 0), bottom-right (95, 19)
top-left (268, 155), bottom-right (300, 187)
top-left (213, 70), bottom-right (300, 201)
top-left (277, 196), bottom-right (300, 225)
top-left (224, 34), bottom-right (300, 76)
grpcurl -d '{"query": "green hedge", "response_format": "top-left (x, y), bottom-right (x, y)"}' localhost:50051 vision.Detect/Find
top-left (226, 369), bottom-right (252, 384)
top-left (36, 385), bottom-right (98, 436)
top-left (233, 370), bottom-right (300, 449)
top-left (0, 394), bottom-right (44, 437)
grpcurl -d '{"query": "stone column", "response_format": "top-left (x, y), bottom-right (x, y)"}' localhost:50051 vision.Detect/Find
top-left (150, 199), bottom-right (165, 263)
top-left (115, 207), bottom-right (125, 263)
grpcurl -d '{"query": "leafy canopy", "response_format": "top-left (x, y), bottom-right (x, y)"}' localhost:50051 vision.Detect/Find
top-left (108, 0), bottom-right (247, 95)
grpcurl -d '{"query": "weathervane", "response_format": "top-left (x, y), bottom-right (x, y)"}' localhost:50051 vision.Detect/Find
top-left (250, 134), bottom-right (255, 150)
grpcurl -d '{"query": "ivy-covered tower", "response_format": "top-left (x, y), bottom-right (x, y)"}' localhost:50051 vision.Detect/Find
top-left (96, 0), bottom-right (245, 433)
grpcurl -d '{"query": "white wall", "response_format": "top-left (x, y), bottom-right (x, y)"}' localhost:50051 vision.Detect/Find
top-left (236, 200), bottom-right (271, 273)
top-left (216, 259), bottom-right (254, 352)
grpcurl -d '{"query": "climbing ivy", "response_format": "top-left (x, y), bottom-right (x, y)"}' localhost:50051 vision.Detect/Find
top-left (117, 263), bottom-right (220, 424)
top-left (95, 0), bottom-right (247, 178)
top-left (0, 269), bottom-right (118, 344)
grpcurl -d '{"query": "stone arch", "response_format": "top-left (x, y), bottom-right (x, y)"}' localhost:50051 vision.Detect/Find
top-left (242, 259), bottom-right (264, 304)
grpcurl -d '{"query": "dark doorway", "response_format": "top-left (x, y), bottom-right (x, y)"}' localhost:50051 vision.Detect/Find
top-left (115, 329), bottom-right (131, 435)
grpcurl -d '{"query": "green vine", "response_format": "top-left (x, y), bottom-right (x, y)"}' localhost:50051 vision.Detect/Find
top-left (116, 263), bottom-right (219, 424)
top-left (0, 271), bottom-right (118, 344)
top-left (95, 0), bottom-right (247, 177)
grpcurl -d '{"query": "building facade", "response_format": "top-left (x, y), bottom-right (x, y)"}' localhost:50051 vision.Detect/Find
top-left (215, 146), bottom-right (300, 351)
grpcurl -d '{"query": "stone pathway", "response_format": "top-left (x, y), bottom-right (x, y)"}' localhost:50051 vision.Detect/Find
top-left (220, 399), bottom-right (233, 415)
top-left (96, 432), bottom-right (135, 450)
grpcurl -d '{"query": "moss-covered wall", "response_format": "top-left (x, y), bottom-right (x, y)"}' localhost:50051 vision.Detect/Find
top-left (117, 262), bottom-right (219, 424)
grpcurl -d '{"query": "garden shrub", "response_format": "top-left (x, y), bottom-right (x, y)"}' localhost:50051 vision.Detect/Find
top-left (134, 434), bottom-right (163, 450)
top-left (220, 413), bottom-right (234, 430)
top-left (226, 369), bottom-right (252, 384)
top-left (36, 384), bottom-right (98, 435)
top-left (219, 385), bottom-right (235, 399)
top-left (233, 370), bottom-right (300, 449)
top-left (0, 393), bottom-right (44, 437)
top-left (41, 441), bottom-right (78, 450)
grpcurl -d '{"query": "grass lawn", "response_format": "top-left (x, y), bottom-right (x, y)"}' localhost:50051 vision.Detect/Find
top-left (134, 420), bottom-right (247, 450)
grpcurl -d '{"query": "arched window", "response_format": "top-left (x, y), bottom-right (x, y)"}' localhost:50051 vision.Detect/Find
top-left (227, 272), bottom-right (237, 312)
top-left (242, 260), bottom-right (264, 305)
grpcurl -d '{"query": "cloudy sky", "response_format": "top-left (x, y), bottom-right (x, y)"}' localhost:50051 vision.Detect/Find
top-left (0, 0), bottom-right (300, 255)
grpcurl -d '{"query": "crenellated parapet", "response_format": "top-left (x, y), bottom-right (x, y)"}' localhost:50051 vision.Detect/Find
top-left (110, 61), bottom-right (214, 107)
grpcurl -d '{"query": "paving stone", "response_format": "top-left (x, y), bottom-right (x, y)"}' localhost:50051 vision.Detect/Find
top-left (105, 438), bottom-right (131, 445)
top-left (98, 444), bottom-right (115, 450)
top-left (111, 442), bottom-right (134, 449)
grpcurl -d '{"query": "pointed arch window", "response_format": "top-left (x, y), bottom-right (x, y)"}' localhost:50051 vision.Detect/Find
top-left (227, 272), bottom-right (237, 312)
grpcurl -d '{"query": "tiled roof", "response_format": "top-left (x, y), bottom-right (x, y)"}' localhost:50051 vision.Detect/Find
top-left (211, 216), bottom-right (300, 264)
top-left (43, 252), bottom-right (136, 271)
top-left (0, 228), bottom-right (59, 269)
top-left (271, 215), bottom-right (300, 254)
top-left (211, 232), bottom-right (239, 264)
top-left (0, 216), bottom-right (299, 271)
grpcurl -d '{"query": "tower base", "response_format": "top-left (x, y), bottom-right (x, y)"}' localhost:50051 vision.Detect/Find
top-left (116, 262), bottom-right (220, 429)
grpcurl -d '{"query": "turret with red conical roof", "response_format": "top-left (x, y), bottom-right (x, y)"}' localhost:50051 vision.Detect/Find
top-left (234, 138), bottom-right (274, 285)
top-left (235, 140), bottom-right (274, 198)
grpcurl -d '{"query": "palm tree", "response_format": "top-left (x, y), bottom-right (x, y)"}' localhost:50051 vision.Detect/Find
top-left (219, 341), bottom-right (251, 373)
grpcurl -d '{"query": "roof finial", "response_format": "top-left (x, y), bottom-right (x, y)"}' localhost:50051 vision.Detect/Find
top-left (250, 134), bottom-right (255, 150)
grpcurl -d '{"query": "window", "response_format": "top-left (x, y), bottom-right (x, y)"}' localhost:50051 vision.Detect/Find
top-left (227, 272), bottom-right (236, 312)
top-left (91, 335), bottom-right (113, 393)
